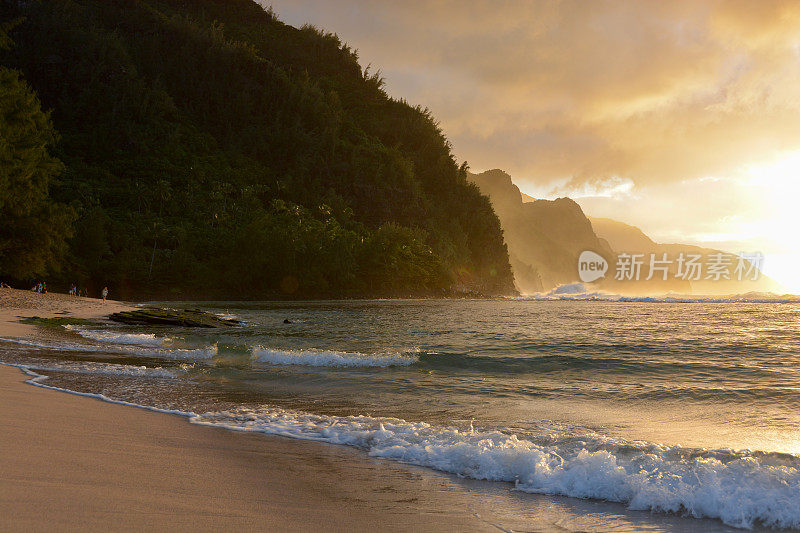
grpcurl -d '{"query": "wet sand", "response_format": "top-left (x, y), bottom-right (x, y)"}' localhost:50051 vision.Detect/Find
top-left (0, 289), bottom-right (749, 532)
top-left (0, 289), bottom-right (503, 531)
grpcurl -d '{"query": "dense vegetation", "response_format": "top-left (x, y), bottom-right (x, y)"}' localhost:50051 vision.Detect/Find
top-left (0, 0), bottom-right (514, 299)
top-left (0, 19), bottom-right (74, 280)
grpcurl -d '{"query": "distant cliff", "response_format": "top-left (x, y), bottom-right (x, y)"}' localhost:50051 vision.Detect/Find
top-left (590, 218), bottom-right (781, 295)
top-left (588, 218), bottom-right (658, 253)
top-left (468, 169), bottom-right (614, 292)
top-left (469, 169), bottom-right (772, 295)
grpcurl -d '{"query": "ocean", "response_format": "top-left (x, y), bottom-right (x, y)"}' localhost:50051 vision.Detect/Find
top-left (2, 298), bottom-right (799, 531)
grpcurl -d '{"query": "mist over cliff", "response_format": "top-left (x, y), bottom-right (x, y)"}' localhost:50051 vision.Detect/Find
top-left (470, 169), bottom-right (778, 295)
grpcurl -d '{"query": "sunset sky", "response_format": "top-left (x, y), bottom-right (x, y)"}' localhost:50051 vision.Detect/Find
top-left (265, 0), bottom-right (800, 292)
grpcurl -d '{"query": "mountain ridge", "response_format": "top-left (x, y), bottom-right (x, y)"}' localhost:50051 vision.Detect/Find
top-left (470, 168), bottom-right (779, 295)
top-left (468, 169), bottom-right (615, 293)
top-left (0, 0), bottom-right (515, 299)
top-left (590, 217), bottom-right (782, 294)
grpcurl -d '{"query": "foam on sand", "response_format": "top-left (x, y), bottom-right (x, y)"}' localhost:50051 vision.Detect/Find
top-left (191, 407), bottom-right (800, 529)
top-left (251, 346), bottom-right (418, 368)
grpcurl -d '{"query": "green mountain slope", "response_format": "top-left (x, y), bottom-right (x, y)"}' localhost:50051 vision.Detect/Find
top-left (0, 0), bottom-right (514, 299)
top-left (0, 22), bottom-right (74, 279)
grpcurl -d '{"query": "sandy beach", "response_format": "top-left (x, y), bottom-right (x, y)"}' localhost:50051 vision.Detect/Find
top-left (0, 288), bottom-right (135, 338)
top-left (0, 289), bottom-right (502, 532)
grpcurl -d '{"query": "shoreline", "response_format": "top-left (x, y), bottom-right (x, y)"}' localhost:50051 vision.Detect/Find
top-left (0, 364), bottom-right (508, 532)
top-left (0, 287), bottom-right (136, 338)
top-left (0, 289), bottom-right (774, 532)
top-left (0, 288), bottom-right (506, 531)
top-left (0, 364), bottom-right (755, 533)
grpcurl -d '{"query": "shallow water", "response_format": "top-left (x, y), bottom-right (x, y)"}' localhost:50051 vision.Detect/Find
top-left (3, 299), bottom-right (800, 531)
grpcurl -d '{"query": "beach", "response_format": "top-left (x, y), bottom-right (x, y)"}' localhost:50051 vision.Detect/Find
top-left (2, 290), bottom-right (797, 531)
top-left (0, 288), bottom-right (135, 338)
top-left (0, 289), bottom-right (502, 532)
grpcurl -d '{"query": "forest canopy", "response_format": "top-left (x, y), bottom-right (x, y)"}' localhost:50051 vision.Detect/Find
top-left (0, 0), bottom-right (514, 299)
top-left (0, 19), bottom-right (74, 280)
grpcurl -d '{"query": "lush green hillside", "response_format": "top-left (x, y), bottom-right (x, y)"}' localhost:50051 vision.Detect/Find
top-left (0, 0), bottom-right (514, 299)
top-left (0, 20), bottom-right (74, 279)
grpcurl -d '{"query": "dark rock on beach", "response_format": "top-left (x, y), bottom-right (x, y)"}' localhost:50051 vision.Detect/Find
top-left (108, 308), bottom-right (239, 328)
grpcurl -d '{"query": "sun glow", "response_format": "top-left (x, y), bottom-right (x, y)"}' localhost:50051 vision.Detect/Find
top-left (745, 151), bottom-right (800, 294)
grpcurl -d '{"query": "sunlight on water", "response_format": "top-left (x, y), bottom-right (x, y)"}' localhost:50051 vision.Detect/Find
top-left (3, 299), bottom-right (800, 530)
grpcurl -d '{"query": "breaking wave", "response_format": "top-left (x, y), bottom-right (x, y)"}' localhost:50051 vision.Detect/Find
top-left (191, 407), bottom-right (800, 530)
top-left (525, 284), bottom-right (800, 303)
top-left (65, 326), bottom-right (167, 346)
top-left (25, 361), bottom-right (179, 378)
top-left (251, 347), bottom-right (418, 368)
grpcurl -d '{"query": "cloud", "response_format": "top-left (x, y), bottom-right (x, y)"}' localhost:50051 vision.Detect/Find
top-left (262, 0), bottom-right (800, 289)
top-left (264, 0), bottom-right (800, 186)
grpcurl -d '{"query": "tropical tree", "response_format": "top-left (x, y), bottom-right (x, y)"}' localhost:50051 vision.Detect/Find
top-left (0, 23), bottom-right (73, 279)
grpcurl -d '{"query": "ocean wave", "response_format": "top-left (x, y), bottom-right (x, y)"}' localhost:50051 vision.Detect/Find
top-left (150, 345), bottom-right (218, 360)
top-left (191, 407), bottom-right (800, 529)
top-left (65, 326), bottom-right (167, 347)
top-left (5, 349), bottom-right (798, 529)
top-left (0, 337), bottom-right (108, 352)
top-left (251, 346), bottom-right (418, 367)
top-left (523, 284), bottom-right (800, 303)
top-left (0, 336), bottom-right (217, 360)
top-left (26, 361), bottom-right (179, 378)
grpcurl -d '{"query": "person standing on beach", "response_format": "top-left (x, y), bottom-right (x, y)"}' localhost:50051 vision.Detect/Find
top-left (101, 287), bottom-right (108, 301)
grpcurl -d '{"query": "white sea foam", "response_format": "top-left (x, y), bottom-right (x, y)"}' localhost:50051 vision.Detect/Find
top-left (3, 350), bottom-right (797, 529)
top-left (523, 285), bottom-right (800, 303)
top-left (0, 337), bottom-right (108, 352)
top-left (251, 347), bottom-right (417, 367)
top-left (65, 326), bottom-right (167, 347)
top-left (26, 361), bottom-right (178, 378)
top-left (191, 407), bottom-right (800, 530)
top-left (0, 336), bottom-right (216, 360)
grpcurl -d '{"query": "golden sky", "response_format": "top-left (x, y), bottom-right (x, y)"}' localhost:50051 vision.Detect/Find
top-left (265, 0), bottom-right (800, 291)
